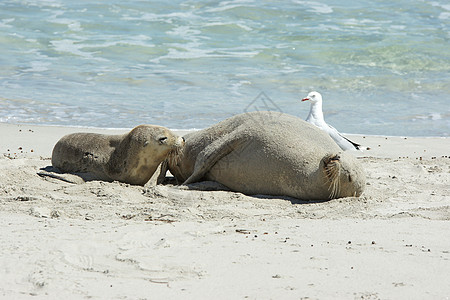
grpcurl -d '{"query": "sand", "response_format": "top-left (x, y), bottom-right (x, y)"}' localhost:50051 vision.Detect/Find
top-left (1, 123), bottom-right (449, 299)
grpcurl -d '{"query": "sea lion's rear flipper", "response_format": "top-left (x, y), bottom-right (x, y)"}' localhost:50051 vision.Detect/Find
top-left (183, 132), bottom-right (247, 185)
top-left (37, 166), bottom-right (106, 184)
top-left (37, 166), bottom-right (86, 184)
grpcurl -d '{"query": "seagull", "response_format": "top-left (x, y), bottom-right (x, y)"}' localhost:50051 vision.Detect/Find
top-left (301, 91), bottom-right (361, 151)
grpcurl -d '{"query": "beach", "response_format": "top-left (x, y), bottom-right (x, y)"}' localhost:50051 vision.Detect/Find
top-left (0, 122), bottom-right (449, 299)
top-left (1, 0), bottom-right (449, 298)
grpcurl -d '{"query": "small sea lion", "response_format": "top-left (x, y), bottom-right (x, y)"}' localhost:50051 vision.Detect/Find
top-left (168, 111), bottom-right (365, 200)
top-left (50, 125), bottom-right (184, 185)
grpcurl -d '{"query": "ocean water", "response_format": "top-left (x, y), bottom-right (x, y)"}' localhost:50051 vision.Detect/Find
top-left (0, 0), bottom-right (449, 136)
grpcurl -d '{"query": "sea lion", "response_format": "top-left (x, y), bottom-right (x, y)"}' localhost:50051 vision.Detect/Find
top-left (50, 125), bottom-right (184, 185)
top-left (168, 111), bottom-right (365, 200)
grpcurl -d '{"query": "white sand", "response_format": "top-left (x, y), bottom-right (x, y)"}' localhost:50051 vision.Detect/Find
top-left (1, 123), bottom-right (449, 299)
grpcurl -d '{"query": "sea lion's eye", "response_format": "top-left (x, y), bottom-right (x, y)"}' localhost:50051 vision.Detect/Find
top-left (158, 137), bottom-right (168, 144)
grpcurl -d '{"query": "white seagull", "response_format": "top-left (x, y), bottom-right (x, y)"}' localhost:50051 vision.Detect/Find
top-left (301, 91), bottom-right (361, 151)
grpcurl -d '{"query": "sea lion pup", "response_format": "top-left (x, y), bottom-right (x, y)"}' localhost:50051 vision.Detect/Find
top-left (51, 125), bottom-right (184, 185)
top-left (168, 111), bottom-right (365, 200)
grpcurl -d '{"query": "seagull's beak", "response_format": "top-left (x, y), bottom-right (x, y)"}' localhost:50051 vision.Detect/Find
top-left (301, 97), bottom-right (309, 102)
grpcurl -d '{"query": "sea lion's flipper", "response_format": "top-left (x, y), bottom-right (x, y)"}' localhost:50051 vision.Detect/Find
top-left (183, 133), bottom-right (246, 185)
top-left (37, 167), bottom-right (86, 184)
top-left (144, 162), bottom-right (166, 187)
top-left (37, 166), bottom-right (106, 184)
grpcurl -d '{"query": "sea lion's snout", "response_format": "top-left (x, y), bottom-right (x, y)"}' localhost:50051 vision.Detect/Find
top-left (167, 135), bottom-right (185, 167)
top-left (175, 136), bottom-right (186, 148)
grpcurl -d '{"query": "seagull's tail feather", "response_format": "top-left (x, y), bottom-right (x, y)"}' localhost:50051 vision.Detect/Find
top-left (342, 136), bottom-right (362, 150)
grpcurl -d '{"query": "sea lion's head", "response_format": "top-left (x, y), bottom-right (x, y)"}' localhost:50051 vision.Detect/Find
top-left (120, 125), bottom-right (184, 183)
top-left (323, 152), bottom-right (365, 199)
top-left (128, 125), bottom-right (184, 155)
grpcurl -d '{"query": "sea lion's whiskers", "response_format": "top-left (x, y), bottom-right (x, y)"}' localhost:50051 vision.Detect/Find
top-left (333, 165), bottom-right (341, 199)
top-left (329, 169), bottom-right (338, 199)
top-left (331, 171), bottom-right (341, 199)
top-left (323, 164), bottom-right (333, 192)
top-left (168, 144), bottom-right (184, 166)
top-left (323, 158), bottom-right (341, 199)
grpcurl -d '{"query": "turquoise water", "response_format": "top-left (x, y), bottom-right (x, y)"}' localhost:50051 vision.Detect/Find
top-left (0, 0), bottom-right (449, 136)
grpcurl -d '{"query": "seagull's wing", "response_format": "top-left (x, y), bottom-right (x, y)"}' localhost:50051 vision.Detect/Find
top-left (326, 124), bottom-right (361, 151)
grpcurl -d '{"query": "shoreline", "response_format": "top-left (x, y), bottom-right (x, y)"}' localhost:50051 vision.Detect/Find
top-left (1, 121), bottom-right (448, 138)
top-left (1, 122), bottom-right (448, 160)
top-left (1, 121), bottom-right (449, 299)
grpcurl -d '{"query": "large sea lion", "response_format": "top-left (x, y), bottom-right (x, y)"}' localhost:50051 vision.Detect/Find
top-left (168, 111), bottom-right (365, 200)
top-left (50, 125), bottom-right (184, 185)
